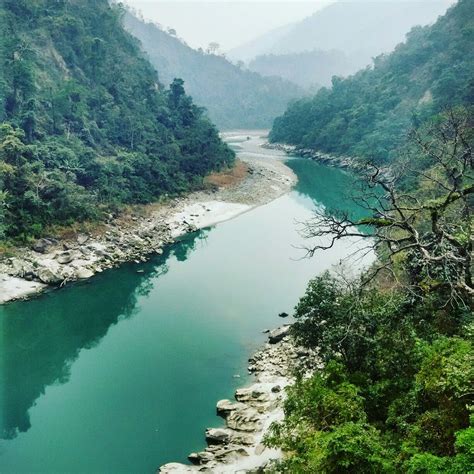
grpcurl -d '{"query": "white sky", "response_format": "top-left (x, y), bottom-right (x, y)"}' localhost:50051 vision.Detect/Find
top-left (123, 1), bottom-right (332, 51)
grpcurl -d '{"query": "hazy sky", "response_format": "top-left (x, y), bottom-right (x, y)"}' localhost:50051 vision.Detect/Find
top-left (124, 1), bottom-right (332, 51)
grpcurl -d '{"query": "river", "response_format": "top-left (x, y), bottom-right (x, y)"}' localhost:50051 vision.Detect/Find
top-left (0, 133), bottom-right (373, 473)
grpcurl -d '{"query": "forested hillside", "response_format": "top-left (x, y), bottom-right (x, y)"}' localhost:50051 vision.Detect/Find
top-left (270, 0), bottom-right (473, 163)
top-left (267, 105), bottom-right (474, 474)
top-left (0, 0), bottom-right (234, 240)
top-left (123, 12), bottom-right (303, 130)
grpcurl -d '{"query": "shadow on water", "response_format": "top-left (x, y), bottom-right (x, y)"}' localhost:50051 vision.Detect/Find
top-left (0, 230), bottom-right (207, 441)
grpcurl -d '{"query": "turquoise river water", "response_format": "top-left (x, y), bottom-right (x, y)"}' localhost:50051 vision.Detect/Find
top-left (0, 133), bottom-right (372, 473)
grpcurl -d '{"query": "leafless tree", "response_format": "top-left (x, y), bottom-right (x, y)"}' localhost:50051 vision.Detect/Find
top-left (301, 108), bottom-right (473, 306)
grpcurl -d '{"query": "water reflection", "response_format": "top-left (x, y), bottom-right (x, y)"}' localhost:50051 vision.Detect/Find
top-left (0, 231), bottom-right (207, 440)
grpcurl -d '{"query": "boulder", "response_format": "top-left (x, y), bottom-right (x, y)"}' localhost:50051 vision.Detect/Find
top-left (268, 325), bottom-right (291, 344)
top-left (255, 444), bottom-right (266, 456)
top-left (226, 408), bottom-right (262, 432)
top-left (37, 267), bottom-right (63, 284)
top-left (159, 463), bottom-right (194, 473)
top-left (56, 251), bottom-right (75, 265)
top-left (230, 432), bottom-right (255, 446)
top-left (216, 399), bottom-right (245, 417)
top-left (213, 446), bottom-right (249, 461)
top-left (75, 268), bottom-right (94, 279)
top-left (205, 428), bottom-right (230, 445)
top-left (188, 451), bottom-right (214, 464)
top-left (7, 258), bottom-right (34, 277)
top-left (32, 238), bottom-right (53, 254)
top-left (235, 387), bottom-right (269, 403)
top-left (187, 453), bottom-right (200, 465)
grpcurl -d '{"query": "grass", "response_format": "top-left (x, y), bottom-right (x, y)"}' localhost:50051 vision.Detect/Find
top-left (204, 160), bottom-right (249, 188)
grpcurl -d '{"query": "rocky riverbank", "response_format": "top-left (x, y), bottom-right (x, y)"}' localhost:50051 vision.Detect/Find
top-left (159, 325), bottom-right (320, 473)
top-left (262, 142), bottom-right (362, 171)
top-left (0, 132), bottom-right (296, 304)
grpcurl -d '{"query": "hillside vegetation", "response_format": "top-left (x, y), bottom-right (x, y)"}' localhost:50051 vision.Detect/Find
top-left (268, 105), bottom-right (474, 473)
top-left (270, 0), bottom-right (473, 163)
top-left (265, 1), bottom-right (473, 471)
top-left (0, 0), bottom-right (234, 241)
top-left (123, 12), bottom-right (303, 130)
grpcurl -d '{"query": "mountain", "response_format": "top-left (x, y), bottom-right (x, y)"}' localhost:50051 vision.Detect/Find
top-left (0, 0), bottom-right (234, 240)
top-left (270, 0), bottom-right (473, 163)
top-left (226, 22), bottom-right (296, 63)
top-left (231, 1), bottom-right (452, 63)
top-left (123, 12), bottom-right (304, 130)
top-left (231, 1), bottom-right (452, 90)
top-left (249, 49), bottom-right (356, 89)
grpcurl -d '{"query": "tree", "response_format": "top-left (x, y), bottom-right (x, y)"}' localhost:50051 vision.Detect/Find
top-left (301, 109), bottom-right (473, 306)
top-left (206, 42), bottom-right (220, 55)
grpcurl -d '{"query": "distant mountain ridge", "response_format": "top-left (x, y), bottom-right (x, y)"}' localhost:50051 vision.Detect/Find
top-left (124, 12), bottom-right (304, 130)
top-left (249, 49), bottom-right (356, 89)
top-left (231, 1), bottom-right (452, 63)
top-left (231, 0), bottom-right (453, 89)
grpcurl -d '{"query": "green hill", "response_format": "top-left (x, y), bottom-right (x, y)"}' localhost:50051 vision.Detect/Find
top-left (123, 12), bottom-right (303, 130)
top-left (270, 0), bottom-right (473, 163)
top-left (0, 0), bottom-right (234, 240)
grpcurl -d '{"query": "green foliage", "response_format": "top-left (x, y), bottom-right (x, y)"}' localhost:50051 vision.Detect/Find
top-left (269, 0), bottom-right (474, 164)
top-left (267, 363), bottom-right (395, 473)
top-left (266, 3), bottom-right (473, 471)
top-left (269, 272), bottom-right (473, 471)
top-left (406, 412), bottom-right (474, 473)
top-left (417, 337), bottom-right (474, 401)
top-left (0, 0), bottom-right (234, 240)
top-left (285, 362), bottom-right (367, 431)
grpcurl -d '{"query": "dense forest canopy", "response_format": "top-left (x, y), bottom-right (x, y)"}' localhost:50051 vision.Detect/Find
top-left (0, 0), bottom-right (234, 241)
top-left (123, 12), bottom-right (304, 130)
top-left (270, 0), bottom-right (473, 164)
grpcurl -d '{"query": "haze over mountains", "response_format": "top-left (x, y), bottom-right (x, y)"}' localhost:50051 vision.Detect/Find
top-left (124, 12), bottom-right (303, 129)
top-left (231, 1), bottom-right (453, 88)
